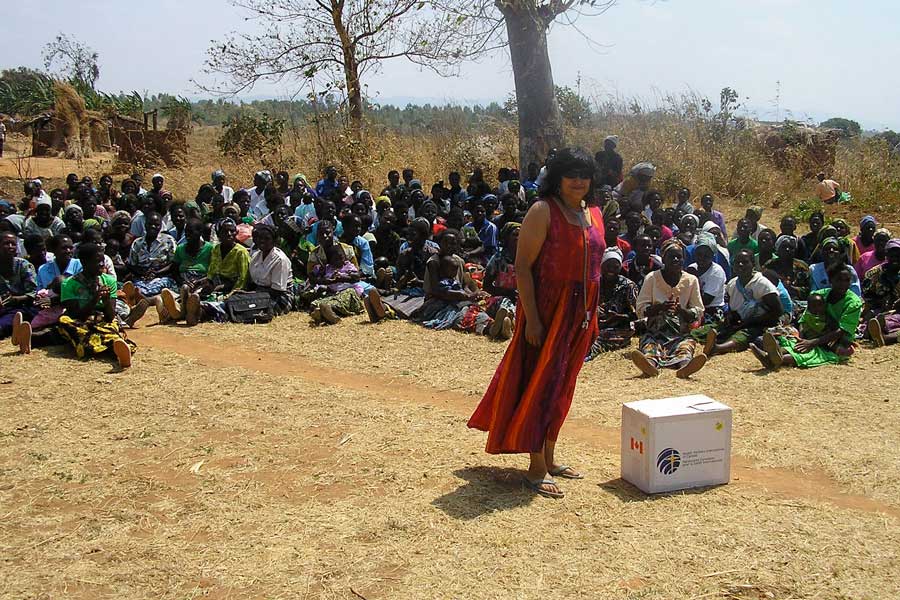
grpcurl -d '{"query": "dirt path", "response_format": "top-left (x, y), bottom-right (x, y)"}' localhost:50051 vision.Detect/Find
top-left (129, 326), bottom-right (900, 519)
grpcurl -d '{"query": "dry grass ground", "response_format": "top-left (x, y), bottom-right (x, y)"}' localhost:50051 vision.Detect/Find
top-left (2, 314), bottom-right (900, 600)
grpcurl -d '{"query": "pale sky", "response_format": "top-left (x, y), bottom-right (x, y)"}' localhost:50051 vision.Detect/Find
top-left (3, 0), bottom-right (898, 130)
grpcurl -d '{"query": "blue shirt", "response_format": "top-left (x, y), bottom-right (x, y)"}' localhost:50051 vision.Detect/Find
top-left (810, 262), bottom-right (862, 298)
top-left (348, 235), bottom-right (375, 276)
top-left (36, 258), bottom-right (82, 290)
top-left (306, 220), bottom-right (344, 245)
top-left (464, 219), bottom-right (499, 257)
top-left (316, 178), bottom-right (340, 198)
top-left (775, 280), bottom-right (794, 315)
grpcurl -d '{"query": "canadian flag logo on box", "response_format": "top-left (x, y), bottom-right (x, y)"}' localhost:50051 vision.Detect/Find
top-left (630, 437), bottom-right (643, 454)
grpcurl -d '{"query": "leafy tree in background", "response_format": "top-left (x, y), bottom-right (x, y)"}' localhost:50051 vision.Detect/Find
top-left (202, 0), bottom-right (498, 142)
top-left (820, 117), bottom-right (861, 137)
top-left (42, 33), bottom-right (100, 90)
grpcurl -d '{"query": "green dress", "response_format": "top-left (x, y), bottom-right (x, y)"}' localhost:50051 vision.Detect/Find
top-left (778, 287), bottom-right (862, 368)
top-left (58, 273), bottom-right (136, 358)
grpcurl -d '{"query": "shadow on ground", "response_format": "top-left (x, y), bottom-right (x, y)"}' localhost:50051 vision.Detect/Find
top-left (599, 477), bottom-right (725, 502)
top-left (432, 466), bottom-right (536, 519)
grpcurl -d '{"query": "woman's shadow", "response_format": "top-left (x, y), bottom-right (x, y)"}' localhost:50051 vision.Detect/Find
top-left (431, 466), bottom-right (537, 520)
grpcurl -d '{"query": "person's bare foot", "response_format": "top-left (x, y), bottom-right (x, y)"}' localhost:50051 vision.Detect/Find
top-left (676, 353), bottom-right (707, 379)
top-left (367, 289), bottom-right (386, 320)
top-left (748, 343), bottom-right (773, 369)
top-left (703, 328), bottom-right (717, 356)
top-left (17, 321), bottom-right (32, 354)
top-left (762, 332), bottom-right (783, 369)
top-left (113, 339), bottom-right (132, 368)
top-left (121, 282), bottom-right (137, 307)
top-left (10, 311), bottom-right (23, 346)
top-left (524, 475), bottom-right (564, 498)
top-left (631, 350), bottom-right (659, 377)
top-left (160, 288), bottom-right (182, 320)
top-left (869, 318), bottom-right (885, 347)
top-left (125, 299), bottom-right (150, 328)
top-left (185, 293), bottom-right (202, 327)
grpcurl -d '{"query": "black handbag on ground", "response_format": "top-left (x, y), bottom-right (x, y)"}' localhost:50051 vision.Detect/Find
top-left (224, 291), bottom-right (274, 324)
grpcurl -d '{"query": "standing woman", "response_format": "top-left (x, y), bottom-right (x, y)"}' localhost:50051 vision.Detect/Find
top-left (468, 148), bottom-right (606, 499)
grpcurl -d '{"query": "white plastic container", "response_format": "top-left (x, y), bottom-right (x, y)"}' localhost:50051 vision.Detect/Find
top-left (621, 394), bottom-right (732, 494)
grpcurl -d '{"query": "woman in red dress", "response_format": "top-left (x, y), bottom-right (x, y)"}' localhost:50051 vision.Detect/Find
top-left (468, 148), bottom-right (606, 498)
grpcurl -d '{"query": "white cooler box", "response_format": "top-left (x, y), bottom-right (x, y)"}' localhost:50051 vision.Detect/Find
top-left (621, 394), bottom-right (732, 494)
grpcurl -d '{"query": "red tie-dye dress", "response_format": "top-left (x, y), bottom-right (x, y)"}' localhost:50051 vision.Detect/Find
top-left (468, 198), bottom-right (605, 454)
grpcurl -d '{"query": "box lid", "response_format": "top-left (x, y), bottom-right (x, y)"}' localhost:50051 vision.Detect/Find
top-left (624, 394), bottom-right (731, 418)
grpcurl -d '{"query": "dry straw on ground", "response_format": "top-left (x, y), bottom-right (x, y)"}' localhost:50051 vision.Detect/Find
top-left (2, 316), bottom-right (899, 599)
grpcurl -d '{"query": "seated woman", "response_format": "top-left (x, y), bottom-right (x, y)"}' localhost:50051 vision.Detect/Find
top-left (339, 214), bottom-right (375, 278)
top-left (247, 223), bottom-right (295, 315)
top-left (686, 232), bottom-right (727, 326)
top-left (752, 264), bottom-right (862, 369)
top-left (1, 231), bottom-right (39, 347)
top-left (483, 222), bottom-right (520, 340)
top-left (831, 218), bottom-right (861, 265)
top-left (754, 228), bottom-right (777, 268)
top-left (308, 243), bottom-right (367, 325)
top-left (631, 239), bottom-right (707, 379)
top-left (675, 213), bottom-right (699, 247)
top-left (622, 234), bottom-right (661, 290)
top-left (765, 235), bottom-right (811, 301)
top-left (862, 238), bottom-right (900, 347)
top-left (855, 228), bottom-right (892, 279)
top-left (124, 211), bottom-right (179, 308)
top-left (367, 218), bottom-right (439, 321)
top-left (810, 237), bottom-right (862, 297)
top-left (19, 235), bottom-right (82, 351)
top-left (701, 249), bottom-right (783, 357)
top-left (160, 219), bottom-right (213, 321)
top-left (23, 197), bottom-right (66, 240)
top-left (56, 242), bottom-right (136, 368)
top-left (415, 228), bottom-right (487, 331)
top-left (181, 218), bottom-right (251, 326)
top-left (585, 246), bottom-right (638, 361)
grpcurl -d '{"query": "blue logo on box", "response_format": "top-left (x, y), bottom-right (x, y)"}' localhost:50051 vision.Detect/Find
top-left (656, 448), bottom-right (681, 475)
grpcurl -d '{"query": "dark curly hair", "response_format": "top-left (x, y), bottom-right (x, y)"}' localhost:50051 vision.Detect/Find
top-left (538, 147), bottom-right (596, 201)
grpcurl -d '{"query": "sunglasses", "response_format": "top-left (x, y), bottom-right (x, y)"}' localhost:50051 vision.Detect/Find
top-left (562, 170), bottom-right (593, 180)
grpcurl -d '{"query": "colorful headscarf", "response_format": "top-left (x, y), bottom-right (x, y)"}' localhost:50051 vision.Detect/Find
top-left (775, 234), bottom-right (797, 254)
top-left (500, 221), bottom-right (521, 243)
top-left (874, 227), bottom-right (892, 239)
top-left (212, 169), bottom-right (225, 181)
top-left (660, 237), bottom-right (684, 258)
top-left (819, 236), bottom-right (840, 251)
top-left (886, 239), bottom-right (900, 252)
top-left (860, 215), bottom-right (877, 228)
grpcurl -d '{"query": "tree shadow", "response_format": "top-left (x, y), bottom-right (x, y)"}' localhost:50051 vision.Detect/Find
top-left (598, 477), bottom-right (726, 502)
top-left (431, 466), bottom-right (537, 520)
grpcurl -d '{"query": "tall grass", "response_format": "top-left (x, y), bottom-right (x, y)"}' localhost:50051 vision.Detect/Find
top-left (153, 93), bottom-right (900, 224)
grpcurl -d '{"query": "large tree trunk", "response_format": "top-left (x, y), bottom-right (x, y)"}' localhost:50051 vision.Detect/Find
top-left (331, 0), bottom-right (364, 142)
top-left (343, 57), bottom-right (364, 141)
top-left (502, 6), bottom-right (564, 172)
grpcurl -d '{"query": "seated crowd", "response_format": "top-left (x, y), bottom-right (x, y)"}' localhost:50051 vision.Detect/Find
top-left (1, 147), bottom-right (898, 375)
